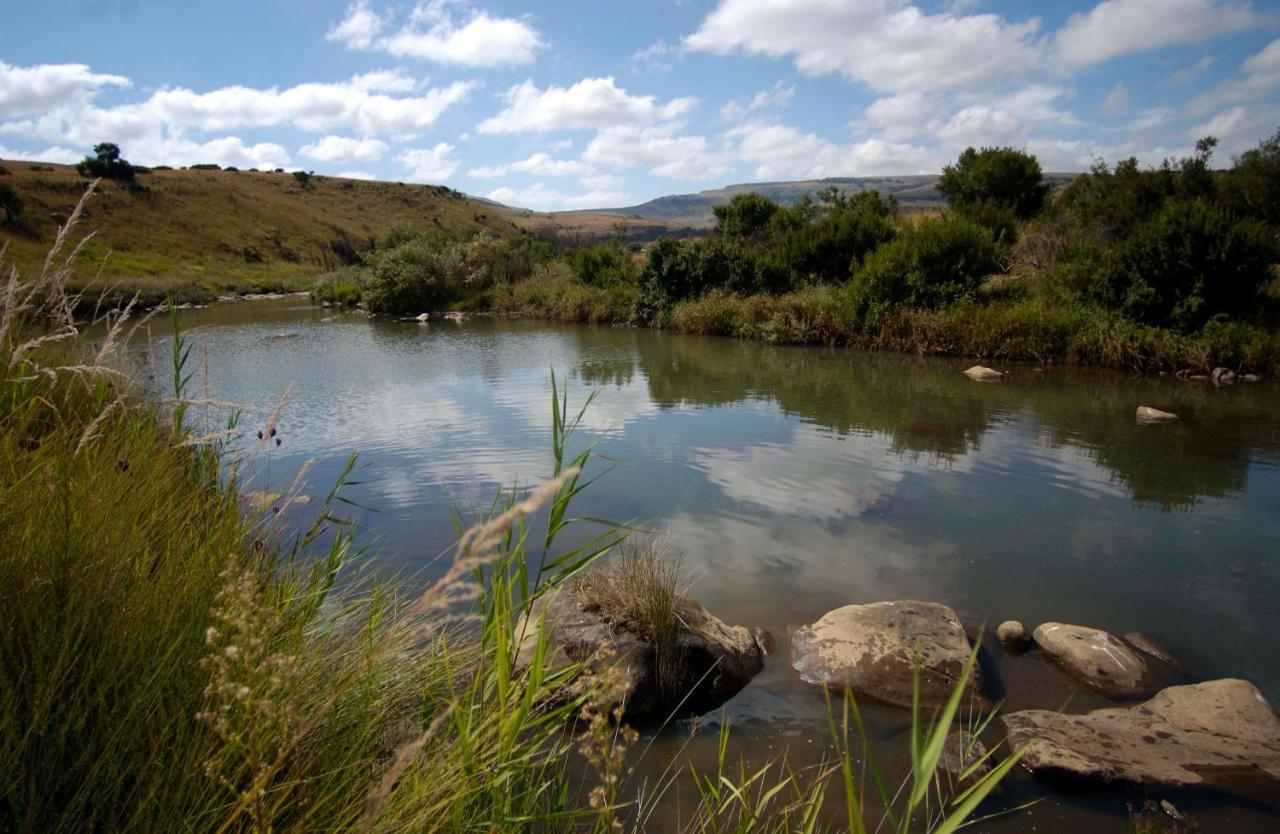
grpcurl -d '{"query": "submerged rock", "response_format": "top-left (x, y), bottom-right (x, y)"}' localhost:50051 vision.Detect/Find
top-left (963, 366), bottom-right (1003, 381)
top-left (997, 620), bottom-right (1032, 651)
top-left (516, 587), bottom-right (763, 723)
top-left (1004, 679), bottom-right (1280, 801)
top-left (1212, 367), bottom-right (1236, 385)
top-left (939, 731), bottom-right (991, 790)
top-left (791, 601), bottom-right (984, 709)
top-left (1033, 623), bottom-right (1149, 698)
top-left (1241, 373), bottom-right (1262, 383)
top-left (1123, 631), bottom-right (1189, 674)
top-left (414, 312), bottom-right (429, 322)
top-left (1135, 406), bottom-right (1178, 424)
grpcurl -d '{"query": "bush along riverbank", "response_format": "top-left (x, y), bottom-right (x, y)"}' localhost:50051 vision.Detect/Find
top-left (317, 128), bottom-right (1280, 377)
top-left (3, 190), bottom-right (1026, 832)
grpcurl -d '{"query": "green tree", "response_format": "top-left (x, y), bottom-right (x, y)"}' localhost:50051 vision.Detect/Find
top-left (713, 192), bottom-right (779, 239)
top-left (938, 146), bottom-right (1048, 220)
top-left (75, 142), bottom-right (136, 182)
top-left (1224, 127), bottom-right (1280, 224)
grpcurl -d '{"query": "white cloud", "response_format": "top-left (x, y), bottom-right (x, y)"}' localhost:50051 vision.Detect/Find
top-left (685, 0), bottom-right (1043, 94)
top-left (583, 123), bottom-right (729, 179)
top-left (0, 61), bottom-right (129, 118)
top-left (579, 172), bottom-right (623, 191)
top-left (142, 136), bottom-right (293, 169)
top-left (631, 40), bottom-right (677, 72)
top-left (299, 135), bottom-right (390, 163)
top-left (485, 181), bottom-right (629, 211)
top-left (510, 152), bottom-right (594, 176)
top-left (1100, 84), bottom-right (1129, 116)
top-left (1190, 103), bottom-right (1280, 156)
top-left (466, 164), bottom-right (507, 178)
top-left (1055, 0), bottom-right (1258, 68)
top-left (728, 121), bottom-right (936, 179)
top-left (0, 143), bottom-right (82, 164)
top-left (328, 0), bottom-right (544, 67)
top-left (1165, 55), bottom-right (1215, 87)
top-left (720, 81), bottom-right (794, 121)
top-left (1187, 38), bottom-right (1280, 116)
top-left (400, 142), bottom-right (458, 181)
top-left (0, 70), bottom-right (473, 149)
top-left (938, 105), bottom-right (1022, 146)
top-left (477, 77), bottom-right (696, 134)
top-left (337, 170), bottom-right (378, 180)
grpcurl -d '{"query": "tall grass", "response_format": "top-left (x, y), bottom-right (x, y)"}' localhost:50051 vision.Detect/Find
top-left (2, 187), bottom-right (1023, 832)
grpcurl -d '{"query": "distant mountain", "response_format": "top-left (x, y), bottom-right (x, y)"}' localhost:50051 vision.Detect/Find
top-left (583, 176), bottom-right (946, 227)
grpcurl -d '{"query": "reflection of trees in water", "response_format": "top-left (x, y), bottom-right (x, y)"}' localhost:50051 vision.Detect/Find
top-left (625, 331), bottom-right (1278, 510)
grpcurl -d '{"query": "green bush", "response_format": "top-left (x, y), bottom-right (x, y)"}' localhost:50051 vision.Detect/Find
top-left (713, 192), bottom-right (779, 239)
top-left (75, 142), bottom-right (136, 182)
top-left (364, 238), bottom-right (460, 314)
top-left (939, 146), bottom-right (1048, 220)
top-left (0, 182), bottom-right (22, 227)
top-left (568, 242), bottom-right (638, 286)
top-left (1223, 127), bottom-right (1280, 225)
top-left (850, 216), bottom-right (1000, 322)
top-left (1088, 199), bottom-right (1276, 331)
top-left (765, 190), bottom-right (897, 283)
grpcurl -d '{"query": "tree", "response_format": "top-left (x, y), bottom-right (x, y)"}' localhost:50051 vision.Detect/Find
top-left (713, 192), bottom-right (779, 239)
top-left (1224, 127), bottom-right (1280, 224)
top-left (0, 182), bottom-right (22, 226)
top-left (938, 146), bottom-right (1048, 220)
top-left (76, 142), bottom-right (136, 182)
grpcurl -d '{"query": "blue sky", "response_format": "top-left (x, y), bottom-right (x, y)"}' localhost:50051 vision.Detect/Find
top-left (2, 0), bottom-right (1278, 210)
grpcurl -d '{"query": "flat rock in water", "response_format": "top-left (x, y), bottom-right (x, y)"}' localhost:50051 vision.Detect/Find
top-left (1033, 623), bottom-right (1149, 698)
top-left (791, 601), bottom-right (983, 709)
top-left (1135, 406), bottom-right (1178, 424)
top-left (516, 587), bottom-right (763, 723)
top-left (963, 366), bottom-right (1003, 381)
top-left (1004, 679), bottom-right (1280, 801)
top-left (1123, 631), bottom-right (1189, 674)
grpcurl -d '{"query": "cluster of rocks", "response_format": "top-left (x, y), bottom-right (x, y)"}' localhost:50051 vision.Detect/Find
top-left (524, 587), bottom-right (1279, 803)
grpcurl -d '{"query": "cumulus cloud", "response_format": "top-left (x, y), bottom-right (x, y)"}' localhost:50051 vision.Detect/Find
top-left (728, 121), bottom-right (938, 179)
top-left (583, 123), bottom-right (729, 179)
top-left (400, 142), bottom-right (459, 181)
top-left (1055, 0), bottom-right (1258, 68)
top-left (0, 61), bottom-right (129, 118)
top-left (477, 77), bottom-right (696, 134)
top-left (466, 164), bottom-right (507, 178)
top-left (328, 0), bottom-right (544, 67)
top-left (510, 152), bottom-right (594, 176)
top-left (685, 0), bottom-right (1043, 94)
top-left (299, 135), bottom-right (390, 163)
top-left (0, 143), bottom-right (82, 164)
top-left (337, 170), bottom-right (378, 180)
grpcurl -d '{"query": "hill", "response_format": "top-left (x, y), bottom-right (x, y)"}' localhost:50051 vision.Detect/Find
top-left (0, 160), bottom-right (520, 303)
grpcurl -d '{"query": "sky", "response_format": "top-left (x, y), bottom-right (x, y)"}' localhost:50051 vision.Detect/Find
top-left (2, 0), bottom-right (1279, 211)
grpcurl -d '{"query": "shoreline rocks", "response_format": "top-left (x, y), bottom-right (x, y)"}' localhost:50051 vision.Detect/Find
top-left (516, 588), bottom-right (763, 723)
top-left (1033, 622), bottom-right (1149, 698)
top-left (791, 601), bottom-right (984, 709)
top-left (1004, 679), bottom-right (1280, 801)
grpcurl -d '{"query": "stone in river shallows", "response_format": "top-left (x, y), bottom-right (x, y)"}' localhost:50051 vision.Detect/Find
top-left (791, 601), bottom-right (983, 709)
top-left (1033, 622), bottom-right (1149, 698)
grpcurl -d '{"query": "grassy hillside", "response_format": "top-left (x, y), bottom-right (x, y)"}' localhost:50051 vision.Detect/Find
top-left (0, 160), bottom-right (520, 304)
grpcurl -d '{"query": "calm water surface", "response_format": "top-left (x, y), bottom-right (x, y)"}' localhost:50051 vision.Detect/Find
top-left (153, 298), bottom-right (1280, 830)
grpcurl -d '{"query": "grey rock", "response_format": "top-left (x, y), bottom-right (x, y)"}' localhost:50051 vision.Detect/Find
top-left (997, 620), bottom-right (1032, 650)
top-left (939, 731), bottom-right (991, 790)
top-left (963, 366), bottom-right (1003, 381)
top-left (1004, 679), bottom-right (1280, 801)
top-left (1123, 631), bottom-right (1189, 674)
top-left (1136, 406), bottom-right (1178, 424)
top-left (1033, 622), bottom-right (1149, 698)
top-left (791, 601), bottom-right (984, 709)
top-left (516, 587), bottom-right (763, 723)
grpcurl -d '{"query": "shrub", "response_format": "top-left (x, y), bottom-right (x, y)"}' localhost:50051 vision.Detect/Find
top-left (1087, 199), bottom-right (1276, 331)
top-left (0, 182), bottom-right (22, 226)
top-left (713, 192), bottom-right (779, 240)
top-left (75, 142), bottom-right (136, 182)
top-left (188, 163), bottom-right (221, 171)
top-left (850, 215), bottom-right (1000, 322)
top-left (765, 190), bottom-right (897, 283)
top-left (939, 146), bottom-right (1048, 220)
top-left (364, 238), bottom-right (460, 314)
top-left (292, 170), bottom-right (313, 188)
top-left (0, 165), bottom-right (10, 175)
top-left (568, 242), bottom-right (638, 286)
top-left (1223, 126), bottom-right (1280, 225)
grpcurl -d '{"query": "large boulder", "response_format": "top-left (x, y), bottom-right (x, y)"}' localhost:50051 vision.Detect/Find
top-left (516, 587), bottom-right (763, 723)
top-left (791, 601), bottom-right (984, 709)
top-left (1033, 622), bottom-right (1149, 698)
top-left (1004, 679), bottom-right (1280, 801)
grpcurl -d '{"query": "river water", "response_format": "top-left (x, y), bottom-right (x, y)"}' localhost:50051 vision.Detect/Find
top-left (151, 298), bottom-right (1280, 830)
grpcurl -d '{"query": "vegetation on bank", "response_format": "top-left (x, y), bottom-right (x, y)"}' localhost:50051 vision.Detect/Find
top-left (322, 128), bottom-right (1280, 375)
top-left (2, 193), bottom-right (1022, 832)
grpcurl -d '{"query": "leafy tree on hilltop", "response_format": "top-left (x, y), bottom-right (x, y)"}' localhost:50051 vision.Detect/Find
top-left (76, 143), bottom-right (136, 182)
top-left (939, 146), bottom-right (1048, 220)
